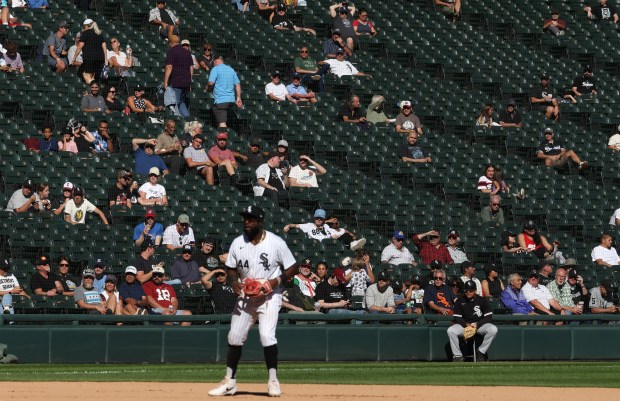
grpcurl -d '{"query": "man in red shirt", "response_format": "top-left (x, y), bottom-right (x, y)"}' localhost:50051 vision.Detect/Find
top-left (142, 265), bottom-right (192, 325)
top-left (412, 229), bottom-right (454, 265)
top-left (208, 132), bottom-right (239, 185)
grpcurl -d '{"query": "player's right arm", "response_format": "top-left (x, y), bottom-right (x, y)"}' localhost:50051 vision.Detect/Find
top-left (226, 268), bottom-right (244, 295)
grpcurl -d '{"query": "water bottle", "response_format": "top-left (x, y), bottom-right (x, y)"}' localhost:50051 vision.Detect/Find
top-left (168, 305), bottom-right (174, 314)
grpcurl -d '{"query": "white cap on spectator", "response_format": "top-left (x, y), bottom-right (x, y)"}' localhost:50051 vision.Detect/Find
top-left (83, 18), bottom-right (94, 25)
top-left (63, 182), bottom-right (74, 190)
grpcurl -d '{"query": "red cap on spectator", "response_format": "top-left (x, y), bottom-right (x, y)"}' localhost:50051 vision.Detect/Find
top-left (217, 132), bottom-right (228, 140)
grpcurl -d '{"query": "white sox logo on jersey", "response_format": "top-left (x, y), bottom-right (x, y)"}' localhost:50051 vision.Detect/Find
top-left (260, 253), bottom-right (270, 271)
top-left (473, 305), bottom-right (482, 317)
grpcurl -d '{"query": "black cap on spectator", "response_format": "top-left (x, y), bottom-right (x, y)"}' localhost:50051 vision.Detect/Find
top-left (430, 260), bottom-right (443, 270)
top-left (567, 268), bottom-right (578, 279)
top-left (250, 137), bottom-right (261, 147)
top-left (601, 279), bottom-right (613, 293)
top-left (73, 187), bottom-right (84, 196)
top-left (141, 237), bottom-right (155, 250)
top-left (540, 73), bottom-right (550, 81)
top-left (0, 258), bottom-right (10, 271)
top-left (527, 269), bottom-right (539, 278)
top-left (23, 179), bottom-right (34, 189)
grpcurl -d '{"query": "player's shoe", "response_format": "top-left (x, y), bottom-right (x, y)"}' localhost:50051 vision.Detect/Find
top-left (268, 379), bottom-right (281, 397)
top-left (208, 377), bottom-right (237, 396)
top-left (350, 238), bottom-right (366, 251)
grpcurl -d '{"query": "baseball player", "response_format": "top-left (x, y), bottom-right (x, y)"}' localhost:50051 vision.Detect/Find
top-left (209, 205), bottom-right (298, 397)
top-left (447, 280), bottom-right (498, 362)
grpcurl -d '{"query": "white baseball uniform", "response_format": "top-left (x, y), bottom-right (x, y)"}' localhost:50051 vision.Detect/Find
top-left (225, 231), bottom-right (296, 347)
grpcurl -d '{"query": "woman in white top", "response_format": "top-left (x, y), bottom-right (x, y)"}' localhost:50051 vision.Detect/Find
top-left (477, 163), bottom-right (500, 195)
top-left (107, 37), bottom-right (134, 77)
top-left (138, 167), bottom-right (169, 206)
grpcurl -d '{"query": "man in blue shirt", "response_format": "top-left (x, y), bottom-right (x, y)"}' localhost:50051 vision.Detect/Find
top-left (208, 55), bottom-right (243, 128)
top-left (500, 273), bottom-right (534, 316)
top-left (286, 73), bottom-right (317, 104)
top-left (134, 209), bottom-right (165, 246)
top-left (132, 137), bottom-right (169, 176)
top-left (118, 266), bottom-right (149, 315)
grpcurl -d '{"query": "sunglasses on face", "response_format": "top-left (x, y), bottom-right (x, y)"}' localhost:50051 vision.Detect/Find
top-left (204, 47), bottom-right (212, 51)
top-left (300, 50), bottom-right (308, 53)
top-left (491, 203), bottom-right (501, 206)
top-left (59, 263), bottom-right (69, 267)
top-left (152, 273), bottom-right (164, 278)
top-left (434, 276), bottom-right (444, 281)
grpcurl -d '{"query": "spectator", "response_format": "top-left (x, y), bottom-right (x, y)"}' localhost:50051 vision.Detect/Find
top-left (66, 120), bottom-right (98, 153)
top-left (171, 245), bottom-right (205, 285)
top-left (208, 132), bottom-right (239, 185)
top-left (406, 275), bottom-right (424, 314)
top-left (107, 37), bottom-right (134, 77)
top-left (517, 220), bottom-right (555, 259)
top-left (347, 256), bottom-right (374, 297)
top-left (380, 230), bottom-right (417, 266)
top-left (134, 209), bottom-right (165, 247)
top-left (149, 0), bottom-right (180, 39)
top-left (51, 182), bottom-right (74, 216)
top-left (180, 39), bottom-right (200, 71)
top-left (530, 73), bottom-right (559, 120)
top-left (398, 132), bottom-right (432, 164)
top-left (155, 119), bottom-right (184, 175)
top-left (293, 259), bottom-right (319, 300)
top-left (566, 266), bottom-right (588, 306)
top-left (132, 137), bottom-right (170, 176)
top-left (546, 267), bottom-right (582, 317)
top-left (446, 230), bottom-right (468, 264)
top-left (265, 70), bottom-right (295, 103)
top-left (448, 280), bottom-right (497, 362)
top-left (207, 56), bottom-right (243, 128)
top-left (323, 49), bottom-right (371, 78)
top-left (37, 125), bottom-right (59, 152)
top-left (133, 238), bottom-right (164, 284)
top-left (253, 154), bottom-right (289, 206)
top-left (477, 163), bottom-right (500, 195)
top-left (395, 100), bottom-right (423, 135)
top-left (584, 0), bottom-right (619, 23)
top-left (413, 229), bottom-right (453, 265)
top-left (353, 8), bottom-right (377, 36)
top-left (475, 103), bottom-right (497, 128)
top-left (201, 268), bottom-right (237, 314)
top-left (1, 42), bottom-right (24, 73)
top-left (81, 81), bottom-right (108, 113)
top-left (591, 233), bottom-right (620, 268)
top-left (481, 264), bottom-right (504, 298)
top-left (67, 31), bottom-right (83, 70)
top-left (64, 187), bottom-right (109, 225)
top-left (89, 258), bottom-right (109, 293)
top-left (521, 269), bottom-right (564, 324)
top-left (108, 168), bottom-right (137, 209)
top-left (459, 261), bottom-right (482, 296)
top-left (325, 218), bottom-right (362, 250)
top-left (30, 255), bottom-right (64, 296)
top-left (435, 0), bottom-right (462, 22)
top-left (194, 237), bottom-right (227, 272)
top-left (423, 269), bottom-right (453, 315)
top-left (162, 214), bottom-right (195, 251)
top-left (283, 209), bottom-right (365, 250)
top-left (183, 134), bottom-right (215, 185)
top-left (288, 155), bottom-right (326, 188)
top-left (198, 43), bottom-right (215, 72)
top-left (286, 72), bottom-right (318, 104)
top-left (142, 265), bottom-right (192, 325)
top-left (498, 99), bottom-right (523, 128)
top-left (537, 260), bottom-right (554, 286)
top-left (43, 20), bottom-right (69, 73)
top-left (0, 258), bottom-right (29, 315)
top-left (336, 94), bottom-right (368, 130)
top-left (89, 120), bottom-right (114, 154)
top-left (537, 127), bottom-right (588, 170)
top-left (274, 139), bottom-right (291, 165)
top-left (500, 273), bottom-right (534, 316)
top-left (571, 65), bottom-right (597, 98)
top-left (366, 95), bottom-right (392, 125)
top-left (180, 120), bottom-right (203, 148)
top-left (246, 138), bottom-right (267, 169)
top-left (137, 167), bottom-right (169, 206)
top-left (163, 35), bottom-right (193, 117)
top-left (588, 279), bottom-right (620, 314)
top-left (117, 266), bottom-right (149, 315)
top-left (294, 46), bottom-right (328, 92)
top-left (610, 206), bottom-right (620, 227)
top-left (316, 268), bottom-right (360, 316)
top-left (329, 3), bottom-right (356, 51)
top-left (608, 125), bottom-right (620, 152)
top-left (255, 0), bottom-right (277, 20)
top-left (57, 129), bottom-right (77, 153)
top-left (480, 195), bottom-right (505, 225)
top-left (270, 3), bottom-right (316, 35)
top-left (5, 179), bottom-right (38, 213)
top-left (71, 19), bottom-right (106, 84)
top-left (365, 271), bottom-right (396, 315)
top-left (543, 10), bottom-right (567, 36)
top-left (34, 183), bottom-right (53, 214)
top-left (104, 86), bottom-right (124, 112)
top-left (56, 256), bottom-right (77, 295)
top-left (99, 275), bottom-right (122, 316)
top-left (127, 85), bottom-right (163, 114)
top-left (315, 262), bottom-right (328, 283)
top-left (74, 268), bottom-right (111, 315)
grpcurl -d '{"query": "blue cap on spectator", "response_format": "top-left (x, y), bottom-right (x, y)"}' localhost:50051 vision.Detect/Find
top-left (392, 230), bottom-right (405, 240)
top-left (314, 209), bottom-right (326, 219)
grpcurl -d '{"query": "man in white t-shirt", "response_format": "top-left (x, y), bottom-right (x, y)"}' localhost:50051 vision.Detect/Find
top-left (64, 187), bottom-right (109, 225)
top-left (283, 209), bottom-right (365, 250)
top-left (162, 213), bottom-right (195, 250)
top-left (138, 167), bottom-right (169, 206)
top-left (608, 125), bottom-right (620, 151)
top-left (0, 258), bottom-right (29, 314)
top-left (591, 234), bottom-right (620, 267)
top-left (322, 48), bottom-right (372, 78)
top-left (609, 207), bottom-right (620, 227)
top-left (288, 155), bottom-right (327, 188)
top-left (265, 71), bottom-right (296, 103)
top-left (521, 269), bottom-right (564, 324)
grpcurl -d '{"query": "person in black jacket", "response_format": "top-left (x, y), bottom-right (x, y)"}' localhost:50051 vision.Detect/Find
top-left (447, 280), bottom-right (498, 362)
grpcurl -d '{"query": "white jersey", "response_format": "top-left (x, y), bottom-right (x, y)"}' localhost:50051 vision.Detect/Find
top-left (226, 231), bottom-right (296, 284)
top-left (298, 222), bottom-right (335, 241)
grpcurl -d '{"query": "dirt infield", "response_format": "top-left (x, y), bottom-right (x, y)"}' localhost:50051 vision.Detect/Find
top-left (2, 382), bottom-right (619, 401)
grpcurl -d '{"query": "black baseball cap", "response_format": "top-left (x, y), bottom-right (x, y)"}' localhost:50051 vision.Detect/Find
top-left (527, 269), bottom-right (540, 278)
top-left (430, 260), bottom-right (443, 270)
top-left (140, 237), bottom-right (155, 250)
top-left (567, 268), bottom-right (579, 279)
top-left (0, 258), bottom-right (10, 271)
top-left (23, 179), bottom-right (34, 189)
top-left (239, 205), bottom-right (265, 220)
top-left (540, 73), bottom-right (550, 81)
top-left (463, 280), bottom-right (477, 292)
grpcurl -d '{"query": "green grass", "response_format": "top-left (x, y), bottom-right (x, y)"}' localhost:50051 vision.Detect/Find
top-left (1, 362), bottom-right (620, 387)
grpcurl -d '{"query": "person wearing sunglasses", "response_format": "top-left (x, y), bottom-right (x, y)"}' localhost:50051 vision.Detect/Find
top-left (422, 269), bottom-right (454, 316)
top-left (162, 214), bottom-right (195, 251)
top-left (30, 255), bottom-right (64, 296)
top-left (413, 228), bottom-right (453, 265)
top-left (329, 3), bottom-right (356, 52)
top-left (56, 256), bottom-right (77, 295)
top-left (131, 137), bottom-right (169, 176)
top-left (536, 127), bottom-right (588, 170)
top-left (380, 230), bottom-right (417, 266)
top-left (198, 43), bottom-right (215, 72)
top-left (108, 168), bottom-right (138, 208)
top-left (143, 265), bottom-right (192, 325)
top-left (480, 195), bottom-right (505, 225)
top-left (104, 86), bottom-right (124, 112)
top-left (170, 245), bottom-right (204, 286)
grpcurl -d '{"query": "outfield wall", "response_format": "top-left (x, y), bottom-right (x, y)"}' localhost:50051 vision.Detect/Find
top-left (2, 325), bottom-right (620, 363)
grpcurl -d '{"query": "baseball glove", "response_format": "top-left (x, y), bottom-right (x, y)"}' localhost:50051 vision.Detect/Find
top-left (463, 325), bottom-right (477, 340)
top-left (244, 278), bottom-right (273, 297)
